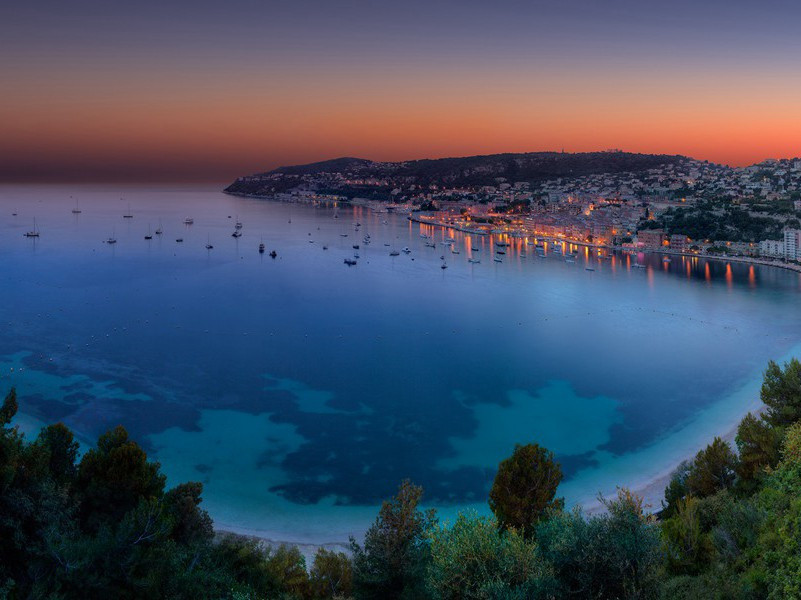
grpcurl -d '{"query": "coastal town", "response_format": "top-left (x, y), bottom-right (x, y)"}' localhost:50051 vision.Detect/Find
top-left (228, 153), bottom-right (801, 264)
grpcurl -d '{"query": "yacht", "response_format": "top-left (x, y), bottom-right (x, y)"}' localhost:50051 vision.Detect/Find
top-left (585, 267), bottom-right (595, 271)
top-left (389, 250), bottom-right (400, 256)
top-left (71, 198), bottom-right (81, 214)
top-left (184, 217), bottom-right (194, 225)
top-left (468, 258), bottom-right (480, 264)
top-left (494, 257), bottom-right (503, 263)
top-left (441, 263), bottom-right (448, 269)
top-left (425, 242), bottom-right (436, 248)
top-left (232, 230), bottom-right (242, 238)
top-left (402, 247), bottom-right (411, 254)
top-left (259, 242), bottom-right (265, 254)
top-left (269, 250), bottom-right (277, 258)
top-left (352, 244), bottom-right (360, 249)
top-left (344, 258), bottom-right (357, 266)
top-left (176, 238), bottom-right (184, 243)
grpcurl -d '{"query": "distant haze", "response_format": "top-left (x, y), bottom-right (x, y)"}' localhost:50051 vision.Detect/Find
top-left (3, 0), bottom-right (801, 182)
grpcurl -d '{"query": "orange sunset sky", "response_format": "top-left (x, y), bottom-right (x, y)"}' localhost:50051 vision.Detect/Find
top-left (3, 0), bottom-right (801, 182)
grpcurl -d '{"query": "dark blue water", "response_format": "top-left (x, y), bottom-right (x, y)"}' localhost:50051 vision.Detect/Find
top-left (3, 184), bottom-right (800, 542)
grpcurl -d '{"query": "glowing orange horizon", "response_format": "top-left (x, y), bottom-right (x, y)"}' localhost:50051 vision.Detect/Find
top-left (2, 63), bottom-right (801, 182)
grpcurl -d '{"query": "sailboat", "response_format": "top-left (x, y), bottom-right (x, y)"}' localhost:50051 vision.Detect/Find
top-left (259, 238), bottom-right (265, 254)
top-left (123, 202), bottom-right (133, 218)
top-left (206, 234), bottom-right (213, 250)
top-left (155, 220), bottom-right (163, 235)
top-left (24, 218), bottom-right (39, 237)
top-left (71, 198), bottom-right (81, 214)
top-left (106, 228), bottom-right (117, 244)
top-left (144, 224), bottom-right (153, 240)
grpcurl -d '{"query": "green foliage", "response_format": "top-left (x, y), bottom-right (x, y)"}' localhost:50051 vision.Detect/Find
top-left (310, 547), bottom-right (353, 599)
top-left (350, 479), bottom-right (436, 599)
top-left (0, 388), bottom-right (17, 426)
top-left (735, 412), bottom-right (780, 491)
top-left (76, 425), bottom-right (167, 532)
top-left (35, 422), bottom-right (80, 484)
top-left (645, 204), bottom-right (784, 243)
top-left (761, 358), bottom-right (801, 428)
top-left (215, 534), bottom-right (310, 599)
top-left (489, 444), bottom-right (563, 537)
top-left (426, 511), bottom-right (553, 599)
top-left (685, 438), bottom-right (737, 498)
top-left (661, 496), bottom-right (712, 575)
top-left (536, 488), bottom-right (662, 599)
top-left (662, 460), bottom-right (692, 518)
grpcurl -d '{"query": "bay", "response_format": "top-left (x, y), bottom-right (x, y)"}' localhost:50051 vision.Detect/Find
top-left (2, 183), bottom-right (800, 544)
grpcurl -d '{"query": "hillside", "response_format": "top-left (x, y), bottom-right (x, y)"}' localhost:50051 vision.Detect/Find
top-left (224, 151), bottom-right (690, 197)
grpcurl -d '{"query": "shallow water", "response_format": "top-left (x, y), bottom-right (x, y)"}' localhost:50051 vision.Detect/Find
top-left (2, 184), bottom-right (800, 543)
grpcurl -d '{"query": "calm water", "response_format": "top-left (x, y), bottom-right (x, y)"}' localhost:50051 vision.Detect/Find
top-left (3, 184), bottom-right (801, 544)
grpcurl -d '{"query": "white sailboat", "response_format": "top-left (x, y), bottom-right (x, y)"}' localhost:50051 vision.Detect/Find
top-left (24, 218), bottom-right (39, 237)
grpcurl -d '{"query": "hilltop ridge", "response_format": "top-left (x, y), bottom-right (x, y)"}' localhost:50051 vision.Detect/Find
top-left (224, 150), bottom-right (693, 197)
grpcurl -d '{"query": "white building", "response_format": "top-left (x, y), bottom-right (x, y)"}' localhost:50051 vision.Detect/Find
top-left (784, 229), bottom-right (801, 260)
top-left (760, 239), bottom-right (784, 258)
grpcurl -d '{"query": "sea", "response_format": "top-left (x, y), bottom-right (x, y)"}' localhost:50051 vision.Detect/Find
top-left (2, 183), bottom-right (800, 546)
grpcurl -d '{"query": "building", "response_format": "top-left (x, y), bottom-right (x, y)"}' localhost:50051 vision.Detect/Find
top-left (669, 234), bottom-right (689, 253)
top-left (760, 239), bottom-right (784, 258)
top-left (636, 229), bottom-right (665, 249)
top-left (784, 229), bottom-right (801, 260)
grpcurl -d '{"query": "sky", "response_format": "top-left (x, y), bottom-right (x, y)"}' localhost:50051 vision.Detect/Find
top-left (3, 0), bottom-right (801, 182)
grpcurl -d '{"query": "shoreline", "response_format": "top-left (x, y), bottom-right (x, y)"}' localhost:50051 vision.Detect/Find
top-left (215, 399), bottom-right (767, 554)
top-left (230, 193), bottom-right (801, 275)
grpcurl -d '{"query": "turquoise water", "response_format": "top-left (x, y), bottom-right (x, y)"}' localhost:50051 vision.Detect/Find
top-left (2, 184), bottom-right (801, 543)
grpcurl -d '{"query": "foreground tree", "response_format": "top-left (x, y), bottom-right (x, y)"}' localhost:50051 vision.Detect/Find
top-left (426, 511), bottom-right (554, 599)
top-left (489, 443), bottom-right (563, 537)
top-left (350, 479), bottom-right (436, 600)
top-left (537, 489), bottom-right (662, 598)
top-left (662, 460), bottom-right (692, 518)
top-left (75, 425), bottom-right (166, 532)
top-left (735, 412), bottom-right (781, 489)
top-left (685, 437), bottom-right (737, 498)
top-left (309, 547), bottom-right (353, 599)
top-left (761, 358), bottom-right (801, 428)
